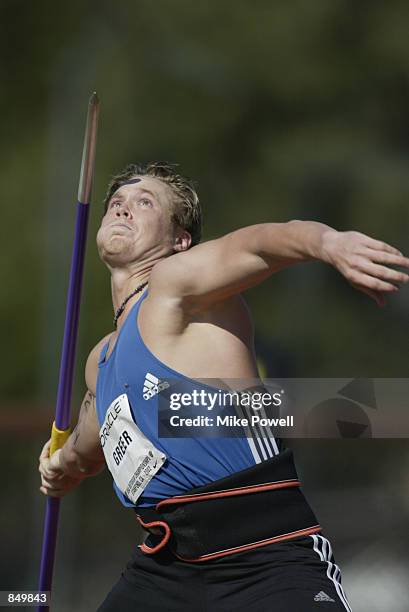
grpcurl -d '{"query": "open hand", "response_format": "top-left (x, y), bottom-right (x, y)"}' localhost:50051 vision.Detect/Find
top-left (322, 231), bottom-right (409, 307)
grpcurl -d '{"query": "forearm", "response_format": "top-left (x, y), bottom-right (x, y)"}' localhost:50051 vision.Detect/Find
top-left (55, 389), bottom-right (105, 479)
top-left (58, 433), bottom-right (105, 479)
top-left (254, 220), bottom-right (337, 267)
top-left (39, 367), bottom-right (108, 497)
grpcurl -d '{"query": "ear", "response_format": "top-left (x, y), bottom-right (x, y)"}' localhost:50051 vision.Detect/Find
top-left (173, 230), bottom-right (192, 252)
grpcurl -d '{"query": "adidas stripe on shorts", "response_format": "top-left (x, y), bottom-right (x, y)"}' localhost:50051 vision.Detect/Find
top-left (98, 532), bottom-right (352, 611)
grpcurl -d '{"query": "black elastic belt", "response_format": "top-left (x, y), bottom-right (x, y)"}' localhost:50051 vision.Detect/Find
top-left (135, 449), bottom-right (321, 562)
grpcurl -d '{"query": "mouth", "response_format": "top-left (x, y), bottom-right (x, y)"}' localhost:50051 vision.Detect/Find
top-left (110, 223), bottom-right (133, 231)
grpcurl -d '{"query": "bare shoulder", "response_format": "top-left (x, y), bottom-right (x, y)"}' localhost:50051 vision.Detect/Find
top-left (149, 250), bottom-right (194, 298)
top-left (148, 240), bottom-right (224, 299)
top-left (148, 245), bottom-right (228, 313)
top-left (149, 237), bottom-right (264, 307)
top-left (85, 333), bottom-right (113, 395)
top-left (142, 253), bottom-right (198, 335)
top-left (147, 247), bottom-right (254, 325)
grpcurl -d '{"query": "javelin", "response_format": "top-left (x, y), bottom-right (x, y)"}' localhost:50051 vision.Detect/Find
top-left (37, 93), bottom-right (100, 611)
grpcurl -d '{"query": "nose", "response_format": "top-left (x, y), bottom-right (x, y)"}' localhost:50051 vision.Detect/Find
top-left (115, 203), bottom-right (132, 219)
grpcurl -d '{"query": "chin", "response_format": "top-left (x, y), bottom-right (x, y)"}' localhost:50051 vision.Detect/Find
top-left (97, 239), bottom-right (128, 263)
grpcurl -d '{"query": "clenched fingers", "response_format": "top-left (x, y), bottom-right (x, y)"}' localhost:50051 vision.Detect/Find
top-left (39, 439), bottom-right (51, 461)
top-left (39, 475), bottom-right (65, 497)
top-left (39, 485), bottom-right (66, 498)
top-left (39, 473), bottom-right (79, 498)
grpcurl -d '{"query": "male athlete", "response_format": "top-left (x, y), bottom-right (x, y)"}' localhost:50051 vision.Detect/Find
top-left (39, 162), bottom-right (409, 611)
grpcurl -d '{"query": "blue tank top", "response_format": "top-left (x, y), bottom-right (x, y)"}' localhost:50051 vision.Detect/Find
top-left (96, 291), bottom-right (281, 508)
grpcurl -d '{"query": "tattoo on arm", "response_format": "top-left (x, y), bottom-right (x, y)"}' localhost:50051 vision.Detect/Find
top-left (83, 391), bottom-right (93, 412)
top-left (73, 391), bottom-right (95, 446)
top-left (72, 425), bottom-right (80, 446)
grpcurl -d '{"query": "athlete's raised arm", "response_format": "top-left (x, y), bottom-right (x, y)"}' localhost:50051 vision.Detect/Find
top-left (151, 220), bottom-right (409, 308)
top-left (38, 339), bottom-right (108, 497)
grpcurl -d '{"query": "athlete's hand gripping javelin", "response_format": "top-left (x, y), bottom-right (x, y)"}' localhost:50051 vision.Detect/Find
top-left (39, 386), bottom-right (106, 498)
top-left (38, 440), bottom-right (83, 498)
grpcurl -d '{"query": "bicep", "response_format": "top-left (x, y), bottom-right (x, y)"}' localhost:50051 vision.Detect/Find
top-left (151, 227), bottom-right (284, 305)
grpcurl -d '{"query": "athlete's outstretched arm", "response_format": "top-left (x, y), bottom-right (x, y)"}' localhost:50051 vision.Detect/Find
top-left (152, 220), bottom-right (409, 307)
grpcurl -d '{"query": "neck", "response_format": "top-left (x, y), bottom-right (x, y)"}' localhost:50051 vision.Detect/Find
top-left (110, 264), bottom-right (152, 314)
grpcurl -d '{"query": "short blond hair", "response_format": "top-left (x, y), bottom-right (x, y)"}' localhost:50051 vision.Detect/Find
top-left (103, 161), bottom-right (202, 246)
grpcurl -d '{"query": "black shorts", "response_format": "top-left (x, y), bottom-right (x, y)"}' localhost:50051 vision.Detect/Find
top-left (97, 532), bottom-right (352, 612)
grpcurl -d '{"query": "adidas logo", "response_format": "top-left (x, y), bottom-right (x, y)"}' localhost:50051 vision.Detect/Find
top-left (314, 591), bottom-right (335, 603)
top-left (143, 372), bottom-right (170, 400)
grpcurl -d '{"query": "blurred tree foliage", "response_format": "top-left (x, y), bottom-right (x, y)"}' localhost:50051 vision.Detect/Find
top-left (1, 0), bottom-right (408, 402)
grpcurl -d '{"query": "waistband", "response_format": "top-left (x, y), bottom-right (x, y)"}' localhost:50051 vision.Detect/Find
top-left (135, 449), bottom-right (321, 562)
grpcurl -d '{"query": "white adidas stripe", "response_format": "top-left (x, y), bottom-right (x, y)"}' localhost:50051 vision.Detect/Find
top-left (311, 534), bottom-right (352, 611)
top-left (234, 403), bottom-right (262, 463)
top-left (256, 403), bottom-right (280, 455)
top-left (143, 383), bottom-right (155, 390)
top-left (241, 402), bottom-right (279, 459)
top-left (322, 536), bottom-right (352, 611)
top-left (240, 403), bottom-right (271, 462)
top-left (145, 372), bottom-right (159, 384)
top-left (242, 404), bottom-right (270, 460)
top-left (144, 372), bottom-right (159, 387)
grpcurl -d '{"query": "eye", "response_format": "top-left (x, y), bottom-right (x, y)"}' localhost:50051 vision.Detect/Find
top-left (139, 198), bottom-right (152, 207)
top-left (110, 200), bottom-right (121, 209)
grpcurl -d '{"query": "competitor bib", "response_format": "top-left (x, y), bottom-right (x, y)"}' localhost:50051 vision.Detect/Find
top-left (99, 394), bottom-right (166, 504)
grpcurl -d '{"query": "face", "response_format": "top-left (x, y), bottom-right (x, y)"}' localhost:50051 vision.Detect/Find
top-left (97, 176), bottom-right (179, 267)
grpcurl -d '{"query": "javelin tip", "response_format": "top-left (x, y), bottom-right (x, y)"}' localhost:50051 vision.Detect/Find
top-left (78, 94), bottom-right (100, 203)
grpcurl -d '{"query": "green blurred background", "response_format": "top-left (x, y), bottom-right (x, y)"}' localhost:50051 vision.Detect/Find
top-left (1, 1), bottom-right (408, 610)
